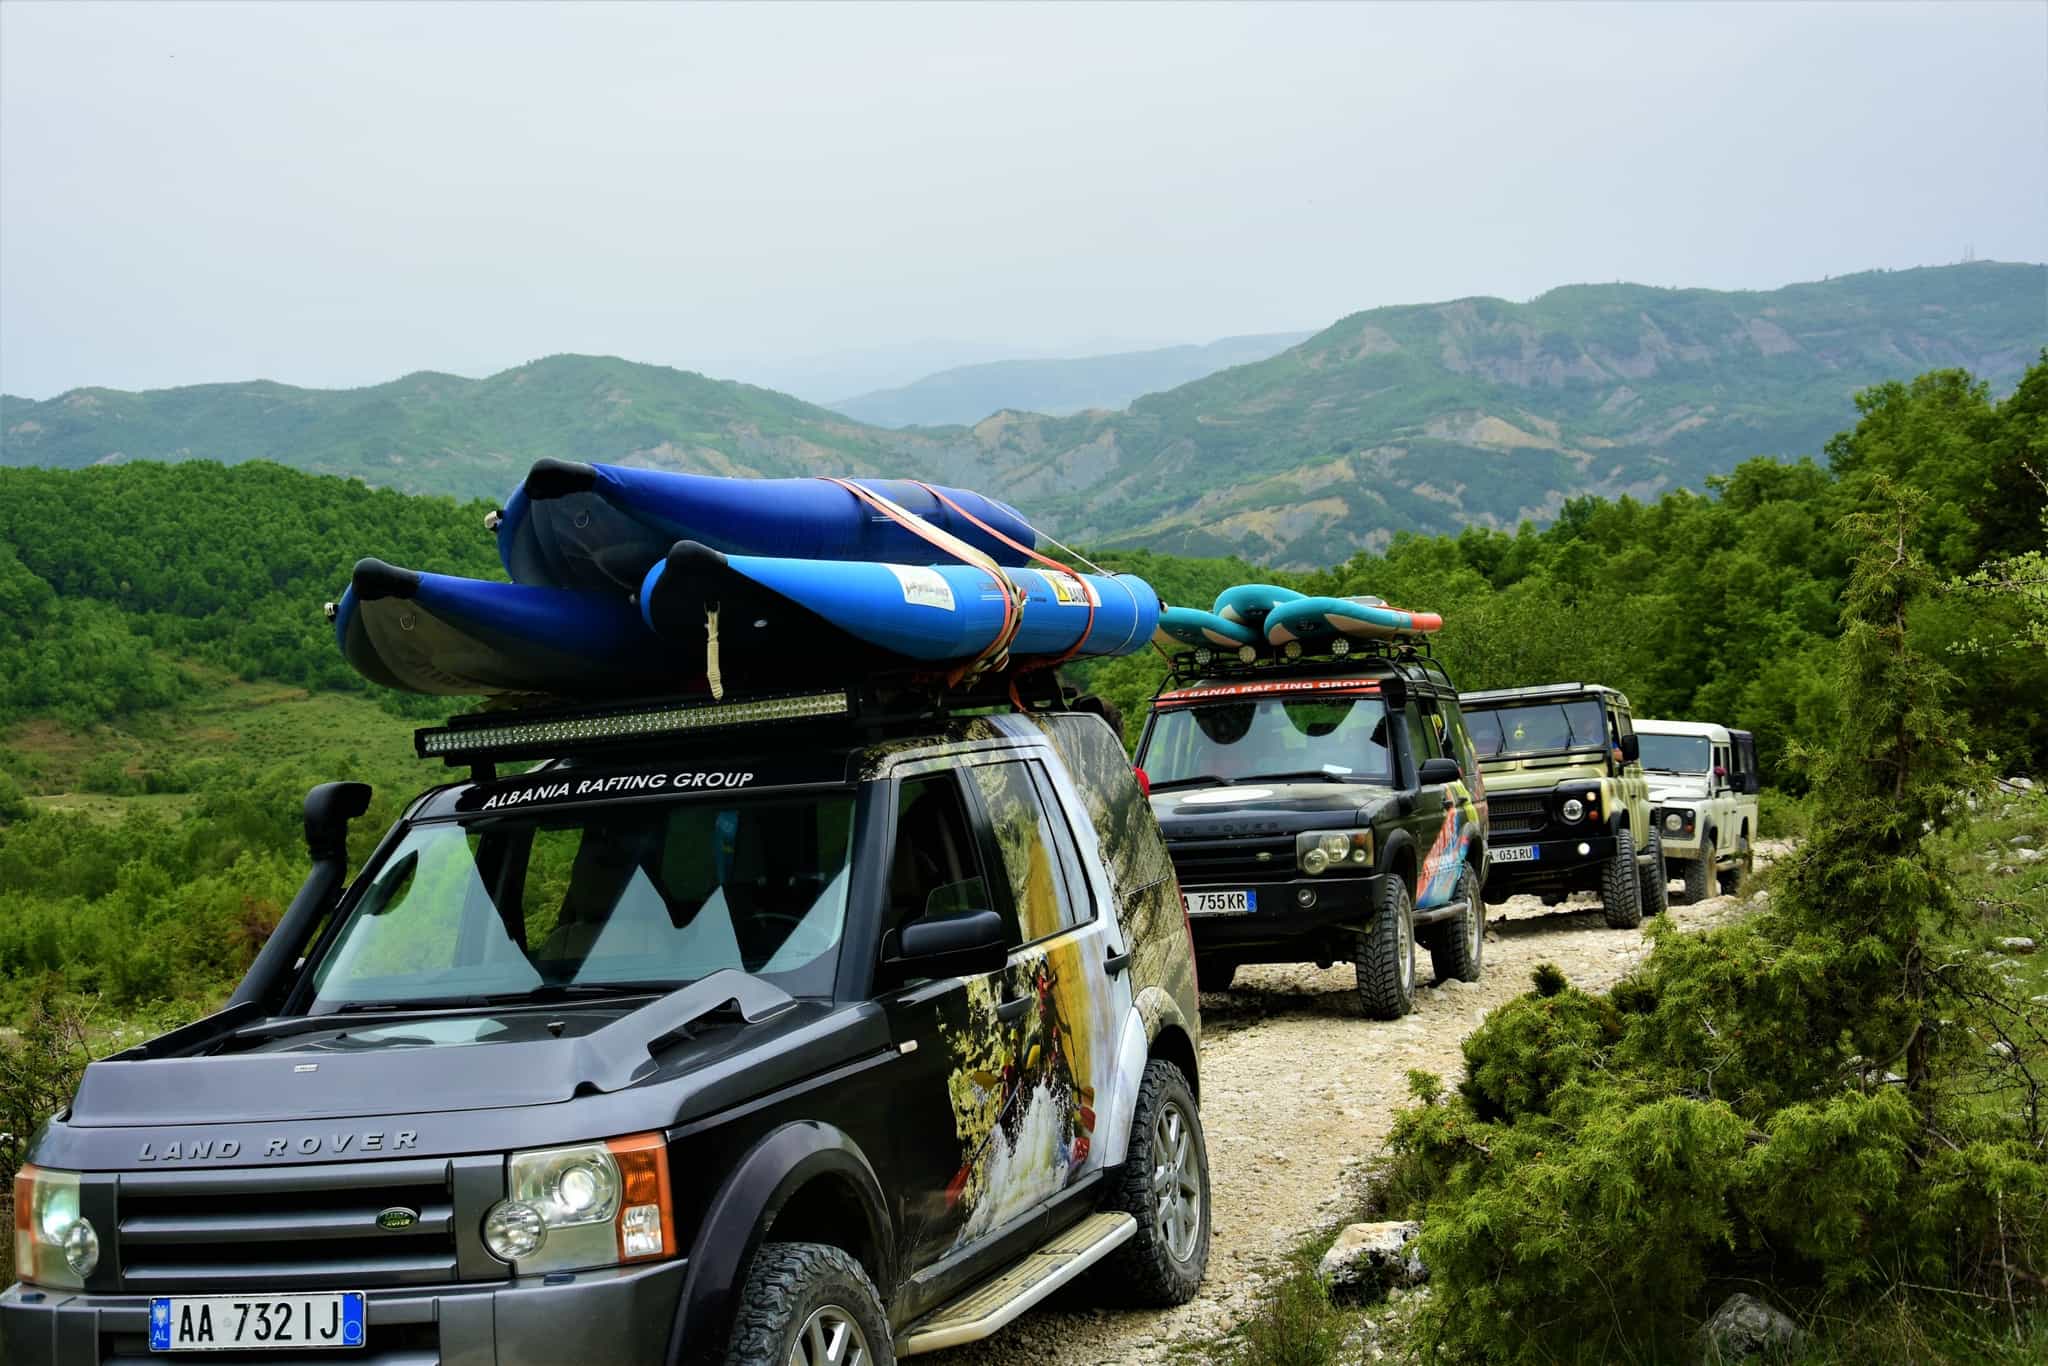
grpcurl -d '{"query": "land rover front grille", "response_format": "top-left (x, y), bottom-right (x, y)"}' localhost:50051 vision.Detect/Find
top-left (1167, 835), bottom-right (1298, 886)
top-left (1488, 795), bottom-right (1550, 838)
top-left (117, 1159), bottom-right (464, 1293)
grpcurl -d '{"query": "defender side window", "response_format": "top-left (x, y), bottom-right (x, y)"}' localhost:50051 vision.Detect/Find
top-left (887, 775), bottom-right (1001, 940)
top-left (967, 759), bottom-right (1085, 944)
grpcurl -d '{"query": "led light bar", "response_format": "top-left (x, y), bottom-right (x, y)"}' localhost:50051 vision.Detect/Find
top-left (416, 690), bottom-right (852, 763)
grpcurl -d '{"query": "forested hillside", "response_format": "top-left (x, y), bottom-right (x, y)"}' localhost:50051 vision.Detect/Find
top-left (6, 264), bottom-right (2039, 564)
top-left (1, 360), bottom-right (2041, 1022)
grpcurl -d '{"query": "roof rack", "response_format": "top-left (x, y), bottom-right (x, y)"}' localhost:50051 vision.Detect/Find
top-left (414, 668), bottom-right (1071, 772)
top-left (1163, 634), bottom-right (1433, 687)
top-left (1459, 681), bottom-right (1614, 704)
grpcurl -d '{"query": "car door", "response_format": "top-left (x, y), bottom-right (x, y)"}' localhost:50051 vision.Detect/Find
top-left (872, 768), bottom-right (1023, 1285)
top-left (952, 756), bottom-right (1122, 1240)
top-left (1408, 692), bottom-right (1470, 908)
top-left (1609, 703), bottom-right (1649, 843)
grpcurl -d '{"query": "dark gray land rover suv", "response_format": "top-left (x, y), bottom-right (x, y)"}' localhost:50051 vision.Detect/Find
top-left (2, 686), bottom-right (1207, 1366)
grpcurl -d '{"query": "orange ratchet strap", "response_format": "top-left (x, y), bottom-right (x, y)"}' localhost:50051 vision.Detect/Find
top-left (820, 477), bottom-right (1025, 683)
top-left (911, 480), bottom-right (1099, 669)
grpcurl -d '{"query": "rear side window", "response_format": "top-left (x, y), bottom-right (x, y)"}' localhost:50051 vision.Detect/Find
top-left (967, 760), bottom-right (1087, 945)
top-left (1403, 702), bottom-right (1441, 782)
top-left (1439, 699), bottom-right (1480, 781)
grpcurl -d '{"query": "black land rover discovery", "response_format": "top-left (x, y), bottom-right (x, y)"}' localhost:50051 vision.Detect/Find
top-left (2, 687), bottom-right (1207, 1366)
top-left (1134, 649), bottom-right (1489, 1020)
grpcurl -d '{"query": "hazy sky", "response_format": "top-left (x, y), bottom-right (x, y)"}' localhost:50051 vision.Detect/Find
top-left (2, 0), bottom-right (2043, 401)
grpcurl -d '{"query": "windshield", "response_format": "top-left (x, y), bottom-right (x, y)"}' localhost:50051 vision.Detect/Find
top-left (1141, 697), bottom-right (1392, 786)
top-left (1639, 734), bottom-right (1711, 773)
top-left (1465, 699), bottom-right (1608, 760)
top-left (305, 791), bottom-right (855, 1012)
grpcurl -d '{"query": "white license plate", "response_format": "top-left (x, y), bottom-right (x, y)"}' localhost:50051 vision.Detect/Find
top-left (1489, 844), bottom-right (1540, 864)
top-left (1184, 889), bottom-right (1257, 915)
top-left (150, 1292), bottom-right (365, 1352)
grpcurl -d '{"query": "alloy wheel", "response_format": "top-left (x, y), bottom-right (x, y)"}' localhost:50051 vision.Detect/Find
top-left (1151, 1099), bottom-right (1203, 1263)
top-left (787, 1304), bottom-right (870, 1366)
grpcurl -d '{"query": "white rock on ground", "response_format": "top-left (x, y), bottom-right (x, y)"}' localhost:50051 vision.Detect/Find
top-left (1316, 1220), bottom-right (1426, 1296)
top-left (1693, 1291), bottom-right (1806, 1363)
top-left (1999, 936), bottom-right (2039, 954)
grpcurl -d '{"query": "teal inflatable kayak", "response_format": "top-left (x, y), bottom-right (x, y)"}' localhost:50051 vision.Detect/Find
top-left (496, 459), bottom-right (1042, 593)
top-left (1152, 606), bottom-right (1257, 651)
top-left (1264, 595), bottom-right (1444, 644)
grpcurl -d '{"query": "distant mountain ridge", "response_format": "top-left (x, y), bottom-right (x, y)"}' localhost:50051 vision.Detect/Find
top-left (827, 331), bottom-right (1314, 428)
top-left (4, 263), bottom-right (2040, 564)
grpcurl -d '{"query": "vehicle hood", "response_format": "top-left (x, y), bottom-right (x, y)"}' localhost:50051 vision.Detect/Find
top-left (36, 972), bottom-right (890, 1170)
top-left (1647, 776), bottom-right (1710, 804)
top-left (1149, 781), bottom-right (1389, 833)
top-left (1478, 756), bottom-right (1607, 793)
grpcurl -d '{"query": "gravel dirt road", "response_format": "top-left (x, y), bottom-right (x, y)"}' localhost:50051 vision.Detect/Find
top-left (941, 869), bottom-right (1776, 1366)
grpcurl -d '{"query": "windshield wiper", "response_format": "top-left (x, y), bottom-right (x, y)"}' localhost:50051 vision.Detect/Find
top-left (1148, 773), bottom-right (1237, 791)
top-left (1250, 768), bottom-right (1368, 784)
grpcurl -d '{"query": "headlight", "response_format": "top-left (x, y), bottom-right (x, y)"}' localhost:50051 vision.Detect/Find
top-left (13, 1166), bottom-right (98, 1287)
top-left (1297, 829), bottom-right (1374, 875)
top-left (1665, 812), bottom-right (1683, 833)
top-left (1561, 798), bottom-right (1584, 823)
top-left (482, 1133), bottom-right (674, 1274)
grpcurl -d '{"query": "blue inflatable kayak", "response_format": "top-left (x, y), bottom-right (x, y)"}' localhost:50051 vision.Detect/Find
top-left (497, 459), bottom-right (1043, 593)
top-left (641, 542), bottom-right (1160, 667)
top-left (1152, 605), bottom-right (1257, 651)
top-left (1265, 595), bottom-right (1444, 645)
top-left (334, 559), bottom-right (689, 697)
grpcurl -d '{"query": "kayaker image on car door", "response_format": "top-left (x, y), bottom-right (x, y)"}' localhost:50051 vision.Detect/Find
top-left (939, 758), bottom-right (1127, 1249)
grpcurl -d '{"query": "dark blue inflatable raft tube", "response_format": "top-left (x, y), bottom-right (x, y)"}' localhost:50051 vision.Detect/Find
top-left (498, 459), bottom-right (1042, 593)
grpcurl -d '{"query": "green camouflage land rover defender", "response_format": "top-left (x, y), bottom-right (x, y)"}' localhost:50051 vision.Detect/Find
top-left (1459, 682), bottom-right (1664, 928)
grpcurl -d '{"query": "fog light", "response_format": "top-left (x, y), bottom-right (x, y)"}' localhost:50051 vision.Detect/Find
top-left (1282, 640), bottom-right (1303, 660)
top-left (1237, 645), bottom-right (1258, 663)
top-left (1577, 842), bottom-right (1591, 856)
top-left (1665, 813), bottom-right (1683, 833)
top-left (1561, 798), bottom-right (1584, 822)
top-left (1302, 847), bottom-right (1329, 875)
top-left (1194, 647), bottom-right (1214, 667)
top-left (1331, 638), bottom-right (1351, 657)
top-left (61, 1219), bottom-right (98, 1277)
top-left (484, 1200), bottom-right (547, 1260)
top-left (1296, 887), bottom-right (1317, 909)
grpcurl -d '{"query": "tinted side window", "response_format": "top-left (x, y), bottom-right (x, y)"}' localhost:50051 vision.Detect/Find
top-left (968, 760), bottom-right (1081, 944)
top-left (1403, 702), bottom-right (1440, 782)
top-left (888, 775), bottom-right (1000, 938)
top-left (1440, 699), bottom-right (1480, 780)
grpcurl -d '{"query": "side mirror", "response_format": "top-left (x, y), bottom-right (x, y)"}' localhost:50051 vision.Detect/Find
top-left (886, 908), bottom-right (1008, 982)
top-left (1618, 734), bottom-right (1641, 763)
top-left (1418, 757), bottom-right (1463, 786)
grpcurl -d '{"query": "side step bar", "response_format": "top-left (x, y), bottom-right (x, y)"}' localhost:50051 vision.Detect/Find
top-left (1411, 897), bottom-right (1469, 928)
top-left (896, 1211), bottom-right (1136, 1356)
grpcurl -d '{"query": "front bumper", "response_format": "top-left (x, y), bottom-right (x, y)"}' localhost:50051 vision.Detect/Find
top-left (1484, 834), bottom-right (1619, 885)
top-left (1182, 873), bottom-right (1389, 952)
top-left (0, 1258), bottom-right (688, 1365)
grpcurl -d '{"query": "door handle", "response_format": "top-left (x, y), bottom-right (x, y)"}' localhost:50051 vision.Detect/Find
top-left (1105, 948), bottom-right (1132, 977)
top-left (996, 996), bottom-right (1032, 1023)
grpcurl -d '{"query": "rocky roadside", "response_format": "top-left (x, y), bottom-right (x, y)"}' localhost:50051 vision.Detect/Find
top-left (947, 858), bottom-right (1781, 1366)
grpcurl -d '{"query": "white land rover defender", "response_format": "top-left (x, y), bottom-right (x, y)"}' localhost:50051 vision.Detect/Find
top-left (1637, 719), bottom-right (1761, 901)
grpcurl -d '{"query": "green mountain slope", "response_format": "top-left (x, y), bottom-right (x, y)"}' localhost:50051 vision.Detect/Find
top-left (827, 331), bottom-right (1314, 427)
top-left (0, 354), bottom-right (951, 501)
top-left (3, 264), bottom-right (2039, 563)
top-left (941, 262), bottom-right (2046, 564)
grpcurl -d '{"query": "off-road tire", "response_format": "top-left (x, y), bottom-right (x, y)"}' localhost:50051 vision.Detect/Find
top-left (1195, 957), bottom-right (1237, 993)
top-left (1100, 1059), bottom-right (1209, 1307)
top-left (1637, 822), bottom-right (1670, 919)
top-left (1424, 862), bottom-right (1484, 983)
top-left (725, 1241), bottom-right (894, 1366)
top-left (1600, 824), bottom-right (1644, 929)
top-left (1355, 876), bottom-right (1417, 1018)
top-left (1682, 831), bottom-right (1715, 904)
